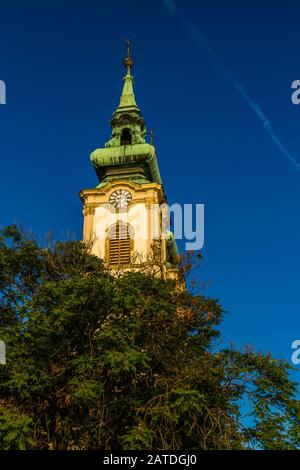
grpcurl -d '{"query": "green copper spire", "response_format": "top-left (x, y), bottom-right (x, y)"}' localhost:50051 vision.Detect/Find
top-left (90, 40), bottom-right (164, 186)
top-left (116, 39), bottom-right (139, 112)
top-left (117, 68), bottom-right (139, 111)
top-left (105, 40), bottom-right (146, 149)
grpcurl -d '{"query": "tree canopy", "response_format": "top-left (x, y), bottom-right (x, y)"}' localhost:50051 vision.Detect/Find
top-left (0, 225), bottom-right (299, 450)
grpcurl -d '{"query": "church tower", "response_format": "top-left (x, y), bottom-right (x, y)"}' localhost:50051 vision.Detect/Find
top-left (80, 43), bottom-right (178, 275)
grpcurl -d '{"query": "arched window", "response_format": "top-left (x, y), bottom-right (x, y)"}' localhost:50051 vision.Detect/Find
top-left (120, 128), bottom-right (132, 145)
top-left (107, 223), bottom-right (133, 266)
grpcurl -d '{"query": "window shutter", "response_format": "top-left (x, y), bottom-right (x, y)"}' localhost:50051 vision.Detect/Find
top-left (108, 224), bottom-right (131, 266)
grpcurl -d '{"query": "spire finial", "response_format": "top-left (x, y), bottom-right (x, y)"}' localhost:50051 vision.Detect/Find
top-left (126, 38), bottom-right (131, 58)
top-left (123, 38), bottom-right (134, 74)
top-left (150, 129), bottom-right (154, 145)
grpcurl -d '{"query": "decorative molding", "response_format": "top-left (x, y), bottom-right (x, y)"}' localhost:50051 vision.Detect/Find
top-left (83, 204), bottom-right (97, 216)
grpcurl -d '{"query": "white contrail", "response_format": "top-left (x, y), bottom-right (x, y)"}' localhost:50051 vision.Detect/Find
top-left (163, 0), bottom-right (300, 172)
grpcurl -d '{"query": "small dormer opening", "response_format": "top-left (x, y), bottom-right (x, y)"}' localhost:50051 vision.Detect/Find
top-left (121, 128), bottom-right (132, 145)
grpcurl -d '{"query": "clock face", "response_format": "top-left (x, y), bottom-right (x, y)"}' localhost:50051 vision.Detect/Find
top-left (109, 189), bottom-right (132, 209)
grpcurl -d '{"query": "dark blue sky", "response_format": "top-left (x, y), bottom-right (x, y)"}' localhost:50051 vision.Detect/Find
top-left (1, 1), bottom-right (300, 382)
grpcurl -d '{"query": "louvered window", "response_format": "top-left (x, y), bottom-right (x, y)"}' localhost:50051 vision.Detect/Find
top-left (108, 223), bottom-right (132, 266)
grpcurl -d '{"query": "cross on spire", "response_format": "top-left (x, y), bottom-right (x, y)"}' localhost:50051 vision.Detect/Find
top-left (125, 38), bottom-right (131, 58)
